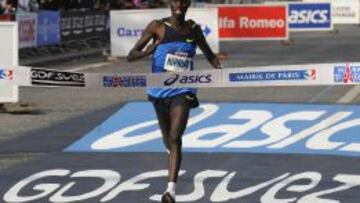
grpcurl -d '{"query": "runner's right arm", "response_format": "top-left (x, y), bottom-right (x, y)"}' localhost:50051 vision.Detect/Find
top-left (127, 20), bottom-right (160, 62)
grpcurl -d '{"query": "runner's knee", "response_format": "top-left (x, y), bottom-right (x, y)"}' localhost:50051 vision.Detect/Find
top-left (168, 134), bottom-right (182, 149)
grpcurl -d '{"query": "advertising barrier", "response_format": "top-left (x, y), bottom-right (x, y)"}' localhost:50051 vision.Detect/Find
top-left (0, 22), bottom-right (19, 103)
top-left (16, 13), bottom-right (37, 48)
top-left (37, 11), bottom-right (60, 46)
top-left (334, 63), bottom-right (360, 84)
top-left (4, 62), bottom-right (360, 88)
top-left (2, 154), bottom-right (360, 203)
top-left (31, 68), bottom-right (85, 87)
top-left (288, 2), bottom-right (333, 31)
top-left (216, 5), bottom-right (288, 40)
top-left (60, 10), bottom-right (107, 42)
top-left (0, 14), bottom-right (13, 21)
top-left (304, 0), bottom-right (360, 24)
top-left (66, 102), bottom-right (360, 157)
top-left (110, 8), bottom-right (219, 56)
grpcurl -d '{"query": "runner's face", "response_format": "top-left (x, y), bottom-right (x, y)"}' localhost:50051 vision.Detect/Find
top-left (169, 0), bottom-right (190, 17)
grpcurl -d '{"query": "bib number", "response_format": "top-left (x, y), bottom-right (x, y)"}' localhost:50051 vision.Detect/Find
top-left (164, 54), bottom-right (192, 72)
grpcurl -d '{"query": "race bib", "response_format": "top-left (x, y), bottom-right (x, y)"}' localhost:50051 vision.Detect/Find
top-left (164, 54), bottom-right (192, 72)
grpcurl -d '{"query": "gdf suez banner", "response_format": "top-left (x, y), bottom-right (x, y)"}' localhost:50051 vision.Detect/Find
top-left (1, 154), bottom-right (360, 202)
top-left (288, 2), bottom-right (333, 31)
top-left (217, 5), bottom-right (288, 40)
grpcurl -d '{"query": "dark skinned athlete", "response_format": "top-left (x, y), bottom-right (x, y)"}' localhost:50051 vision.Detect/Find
top-left (127, 0), bottom-right (222, 202)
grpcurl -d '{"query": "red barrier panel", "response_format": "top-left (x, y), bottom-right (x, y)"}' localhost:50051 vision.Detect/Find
top-left (218, 5), bottom-right (288, 40)
top-left (0, 14), bottom-right (13, 21)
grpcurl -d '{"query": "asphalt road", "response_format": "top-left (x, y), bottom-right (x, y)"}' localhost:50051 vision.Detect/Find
top-left (0, 25), bottom-right (359, 203)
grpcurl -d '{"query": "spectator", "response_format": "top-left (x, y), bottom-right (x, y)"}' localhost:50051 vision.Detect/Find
top-left (110, 0), bottom-right (133, 9)
top-left (0, 0), bottom-right (4, 14)
top-left (132, 0), bottom-right (145, 9)
top-left (65, 0), bottom-right (95, 10)
top-left (93, 0), bottom-right (109, 10)
top-left (18, 0), bottom-right (39, 12)
top-left (147, 0), bottom-right (165, 8)
top-left (38, 0), bottom-right (63, 10)
top-left (1, 0), bottom-right (17, 14)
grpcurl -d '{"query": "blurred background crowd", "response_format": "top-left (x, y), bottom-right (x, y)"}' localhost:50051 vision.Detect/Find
top-left (0, 0), bottom-right (172, 14)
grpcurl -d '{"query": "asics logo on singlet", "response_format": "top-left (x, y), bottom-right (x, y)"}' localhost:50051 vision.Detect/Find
top-left (164, 74), bottom-right (212, 86)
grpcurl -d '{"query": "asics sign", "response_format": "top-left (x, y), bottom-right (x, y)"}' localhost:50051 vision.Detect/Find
top-left (66, 102), bottom-right (360, 157)
top-left (164, 74), bottom-right (212, 86)
top-left (288, 3), bottom-right (332, 30)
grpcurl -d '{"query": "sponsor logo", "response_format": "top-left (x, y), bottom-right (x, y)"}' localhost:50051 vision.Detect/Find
top-left (61, 12), bottom-right (107, 40)
top-left (117, 27), bottom-right (144, 37)
top-left (61, 17), bottom-right (71, 36)
top-left (72, 16), bottom-right (84, 35)
top-left (18, 18), bottom-right (36, 42)
top-left (289, 3), bottom-right (331, 29)
top-left (218, 6), bottom-right (287, 39)
top-left (185, 38), bottom-right (194, 43)
top-left (37, 11), bottom-right (61, 46)
top-left (0, 69), bottom-right (13, 80)
top-left (3, 168), bottom-right (359, 202)
top-left (229, 69), bottom-right (316, 82)
top-left (239, 17), bottom-right (285, 29)
top-left (164, 74), bottom-right (212, 86)
top-left (84, 15), bottom-right (94, 33)
top-left (185, 94), bottom-right (195, 100)
top-left (334, 64), bottom-right (360, 84)
top-left (31, 68), bottom-right (85, 87)
top-left (103, 75), bottom-right (146, 87)
top-left (94, 14), bottom-right (106, 32)
top-left (200, 24), bottom-right (211, 37)
top-left (290, 10), bottom-right (329, 24)
top-left (66, 103), bottom-right (360, 156)
top-left (333, 6), bottom-right (356, 18)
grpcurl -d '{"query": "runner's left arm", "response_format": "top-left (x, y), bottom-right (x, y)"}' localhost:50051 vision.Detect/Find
top-left (194, 24), bottom-right (222, 69)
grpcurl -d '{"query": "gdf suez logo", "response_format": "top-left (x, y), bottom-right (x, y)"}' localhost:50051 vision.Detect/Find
top-left (3, 169), bottom-right (360, 202)
top-left (164, 74), bottom-right (212, 86)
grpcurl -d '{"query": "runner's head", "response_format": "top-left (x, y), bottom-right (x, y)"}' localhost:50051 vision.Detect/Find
top-left (168, 0), bottom-right (191, 18)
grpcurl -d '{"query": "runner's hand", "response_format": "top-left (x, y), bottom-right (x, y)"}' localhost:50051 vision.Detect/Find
top-left (145, 40), bottom-right (160, 56)
top-left (216, 52), bottom-right (228, 61)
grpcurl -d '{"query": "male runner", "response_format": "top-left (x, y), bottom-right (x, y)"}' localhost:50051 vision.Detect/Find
top-left (127, 0), bottom-right (222, 202)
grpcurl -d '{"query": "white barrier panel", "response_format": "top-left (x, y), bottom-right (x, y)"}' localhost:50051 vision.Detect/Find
top-left (303, 0), bottom-right (360, 24)
top-left (0, 67), bottom-right (31, 87)
top-left (0, 22), bottom-right (19, 103)
top-left (110, 8), bottom-right (219, 57)
top-left (4, 62), bottom-right (360, 88)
